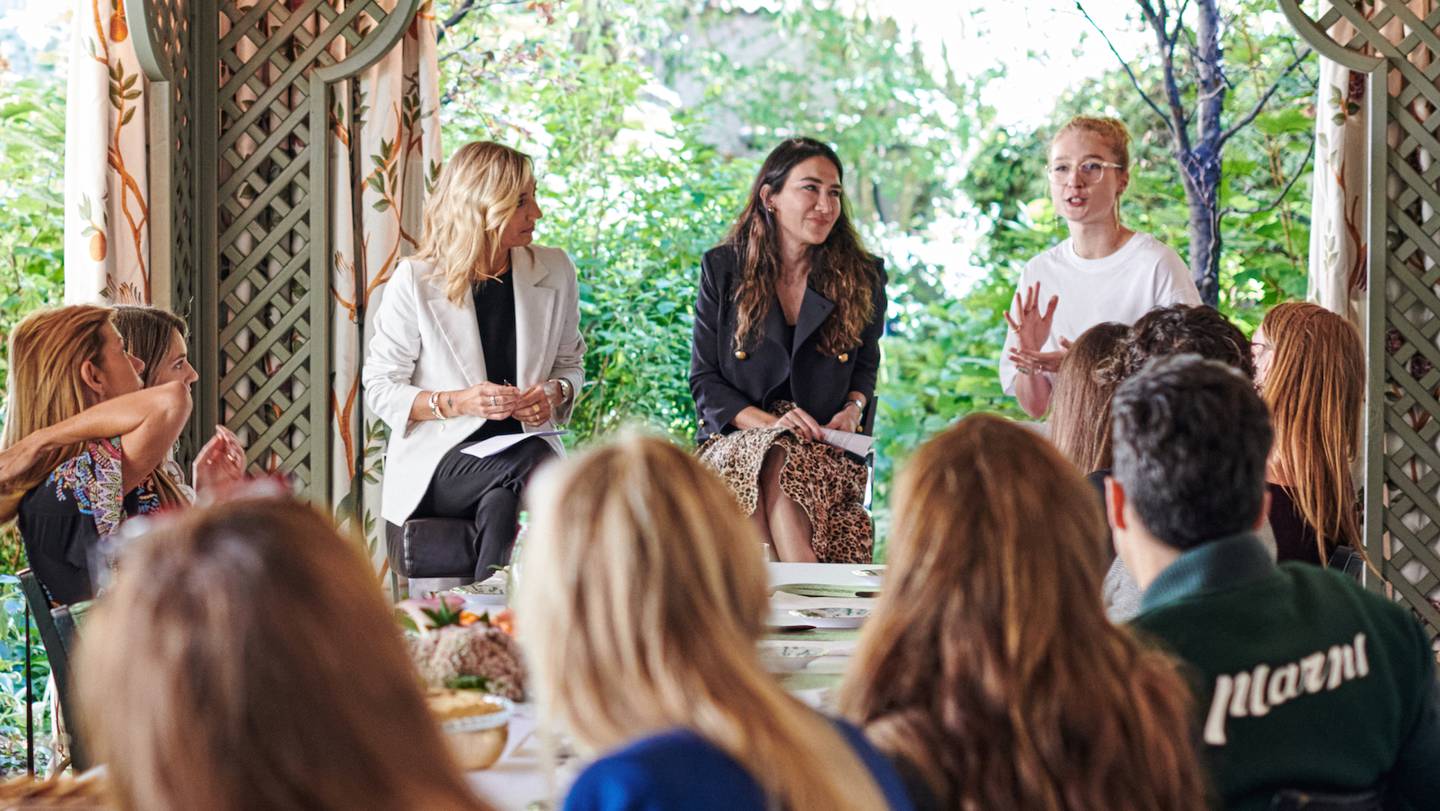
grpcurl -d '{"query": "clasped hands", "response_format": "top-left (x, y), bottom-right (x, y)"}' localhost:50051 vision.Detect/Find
top-left (454, 380), bottom-right (562, 427)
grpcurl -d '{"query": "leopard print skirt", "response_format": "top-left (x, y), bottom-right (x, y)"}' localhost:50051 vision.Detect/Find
top-left (697, 426), bottom-right (872, 563)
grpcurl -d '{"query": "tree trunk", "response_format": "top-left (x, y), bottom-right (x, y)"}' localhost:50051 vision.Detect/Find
top-left (1185, 0), bottom-right (1225, 306)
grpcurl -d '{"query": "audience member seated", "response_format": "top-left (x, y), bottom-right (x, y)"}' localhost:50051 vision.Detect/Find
top-left (516, 434), bottom-right (913, 811)
top-left (840, 414), bottom-right (1208, 811)
top-left (112, 305), bottom-right (245, 502)
top-left (74, 494), bottom-right (495, 811)
top-left (690, 137), bottom-right (886, 563)
top-left (1107, 355), bottom-right (1440, 809)
top-left (0, 306), bottom-right (192, 604)
top-left (364, 141), bottom-right (584, 580)
top-left (1255, 302), bottom-right (1365, 568)
top-left (1099, 303), bottom-right (1260, 620)
top-left (1001, 115), bottom-right (1201, 417)
top-left (1048, 321), bottom-right (1128, 474)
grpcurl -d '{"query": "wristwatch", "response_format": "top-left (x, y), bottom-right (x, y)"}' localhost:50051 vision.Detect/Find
top-left (845, 397), bottom-right (866, 414)
top-left (549, 377), bottom-right (574, 406)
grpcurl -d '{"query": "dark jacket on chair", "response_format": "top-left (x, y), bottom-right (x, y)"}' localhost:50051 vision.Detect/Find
top-left (689, 244), bottom-right (887, 442)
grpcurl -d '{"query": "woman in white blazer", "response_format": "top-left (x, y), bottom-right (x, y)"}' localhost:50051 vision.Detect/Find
top-left (364, 141), bottom-right (584, 579)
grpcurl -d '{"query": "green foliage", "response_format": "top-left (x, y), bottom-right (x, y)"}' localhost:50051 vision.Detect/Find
top-left (0, 575), bottom-right (52, 774)
top-left (0, 74), bottom-right (66, 398)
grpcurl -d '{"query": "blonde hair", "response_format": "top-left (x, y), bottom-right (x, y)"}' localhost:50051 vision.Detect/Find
top-left (1053, 115), bottom-right (1132, 170)
top-left (518, 433), bottom-right (888, 810)
top-left (841, 415), bottom-right (1209, 811)
top-left (415, 141), bottom-right (535, 305)
top-left (1261, 302), bottom-right (1364, 561)
top-left (1049, 321), bottom-right (1129, 472)
top-left (75, 496), bottom-right (493, 811)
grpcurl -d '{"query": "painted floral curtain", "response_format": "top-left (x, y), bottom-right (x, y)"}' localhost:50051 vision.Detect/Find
top-left (1308, 3), bottom-right (1434, 331)
top-left (1308, 52), bottom-right (1367, 329)
top-left (63, 0), bottom-right (152, 304)
top-left (330, 4), bottom-right (442, 574)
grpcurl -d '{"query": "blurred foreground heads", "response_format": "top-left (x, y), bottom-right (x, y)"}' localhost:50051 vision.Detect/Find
top-left (517, 433), bottom-right (913, 811)
top-left (75, 496), bottom-right (494, 811)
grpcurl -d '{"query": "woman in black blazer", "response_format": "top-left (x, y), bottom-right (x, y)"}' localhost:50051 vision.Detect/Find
top-left (690, 137), bottom-right (886, 563)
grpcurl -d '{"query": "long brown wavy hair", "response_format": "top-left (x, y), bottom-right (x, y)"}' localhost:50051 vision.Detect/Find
top-left (1260, 302), bottom-right (1364, 560)
top-left (76, 496), bottom-right (493, 811)
top-left (840, 415), bottom-right (1209, 811)
top-left (725, 137), bottom-right (876, 356)
top-left (1049, 321), bottom-right (1129, 472)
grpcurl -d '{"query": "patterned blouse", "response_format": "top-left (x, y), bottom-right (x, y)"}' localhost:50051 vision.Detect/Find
top-left (17, 437), bottom-right (164, 604)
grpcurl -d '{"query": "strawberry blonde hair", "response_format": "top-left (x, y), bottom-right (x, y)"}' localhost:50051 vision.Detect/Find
top-left (1260, 302), bottom-right (1364, 560)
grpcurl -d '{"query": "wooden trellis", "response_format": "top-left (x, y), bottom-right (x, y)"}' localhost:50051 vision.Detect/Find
top-left (1282, 0), bottom-right (1440, 633)
top-left (130, 0), bottom-right (420, 502)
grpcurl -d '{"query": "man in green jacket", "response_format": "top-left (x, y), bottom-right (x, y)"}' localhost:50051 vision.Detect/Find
top-left (1105, 354), bottom-right (1440, 810)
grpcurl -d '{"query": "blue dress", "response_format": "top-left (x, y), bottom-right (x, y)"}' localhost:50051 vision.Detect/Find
top-left (563, 720), bottom-right (916, 811)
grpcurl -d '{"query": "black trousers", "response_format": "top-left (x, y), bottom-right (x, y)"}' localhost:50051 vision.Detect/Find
top-left (412, 436), bottom-right (555, 580)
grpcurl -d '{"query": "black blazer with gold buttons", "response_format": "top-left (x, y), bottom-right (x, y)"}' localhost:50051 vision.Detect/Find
top-left (689, 244), bottom-right (887, 442)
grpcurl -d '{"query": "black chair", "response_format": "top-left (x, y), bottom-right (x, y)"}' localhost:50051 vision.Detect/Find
top-left (18, 569), bottom-right (87, 770)
top-left (1270, 787), bottom-right (1384, 810)
top-left (385, 519), bottom-right (478, 600)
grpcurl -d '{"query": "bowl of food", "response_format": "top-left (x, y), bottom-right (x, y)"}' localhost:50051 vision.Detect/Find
top-left (426, 689), bottom-right (513, 770)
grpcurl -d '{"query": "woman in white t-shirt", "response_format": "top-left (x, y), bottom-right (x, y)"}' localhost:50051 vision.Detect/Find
top-left (1002, 116), bottom-right (1201, 417)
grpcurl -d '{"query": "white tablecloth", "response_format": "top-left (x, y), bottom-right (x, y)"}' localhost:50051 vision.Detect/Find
top-left (465, 562), bottom-right (879, 810)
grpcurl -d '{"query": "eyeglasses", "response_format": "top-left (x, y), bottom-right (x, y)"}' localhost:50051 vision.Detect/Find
top-left (1047, 160), bottom-right (1124, 184)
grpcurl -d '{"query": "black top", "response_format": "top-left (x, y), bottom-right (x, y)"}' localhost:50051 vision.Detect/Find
top-left (17, 437), bottom-right (163, 604)
top-left (1268, 482), bottom-right (1327, 566)
top-left (689, 244), bottom-right (887, 442)
top-left (470, 276), bottom-right (523, 441)
top-left (766, 317), bottom-right (796, 408)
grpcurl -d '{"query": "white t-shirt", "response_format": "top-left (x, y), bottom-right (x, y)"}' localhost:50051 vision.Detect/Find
top-left (999, 232), bottom-right (1201, 395)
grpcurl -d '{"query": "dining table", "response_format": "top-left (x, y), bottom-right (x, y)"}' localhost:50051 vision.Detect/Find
top-left (461, 561), bottom-right (884, 811)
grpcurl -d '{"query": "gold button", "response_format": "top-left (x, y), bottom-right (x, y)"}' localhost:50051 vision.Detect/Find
top-left (838, 352), bottom-right (850, 362)
top-left (734, 350), bottom-right (747, 360)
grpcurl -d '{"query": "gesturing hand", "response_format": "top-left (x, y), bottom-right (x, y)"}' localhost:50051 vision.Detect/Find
top-left (1004, 282), bottom-right (1059, 352)
top-left (773, 407), bottom-right (823, 441)
top-left (193, 425), bottom-right (246, 495)
top-left (1008, 336), bottom-right (1072, 376)
top-left (455, 382), bottom-right (521, 420)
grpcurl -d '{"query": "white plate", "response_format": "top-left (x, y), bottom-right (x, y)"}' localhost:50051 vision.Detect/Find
top-left (788, 607), bottom-right (870, 629)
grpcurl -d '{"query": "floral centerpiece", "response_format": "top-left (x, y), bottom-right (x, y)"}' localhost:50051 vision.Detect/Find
top-left (397, 595), bottom-right (525, 701)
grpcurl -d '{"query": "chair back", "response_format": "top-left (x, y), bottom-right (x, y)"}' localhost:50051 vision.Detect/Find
top-left (17, 570), bottom-right (87, 770)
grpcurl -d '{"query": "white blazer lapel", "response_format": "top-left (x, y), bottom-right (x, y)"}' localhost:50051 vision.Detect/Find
top-left (421, 271), bottom-right (487, 387)
top-left (512, 247), bottom-right (558, 387)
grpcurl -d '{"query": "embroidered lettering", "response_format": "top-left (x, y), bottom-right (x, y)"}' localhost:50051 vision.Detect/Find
top-left (1249, 664), bottom-right (1272, 717)
top-left (1267, 664), bottom-right (1300, 707)
top-left (1205, 675), bottom-right (1234, 745)
top-left (1205, 633), bottom-right (1371, 748)
top-left (1300, 652), bottom-right (1326, 693)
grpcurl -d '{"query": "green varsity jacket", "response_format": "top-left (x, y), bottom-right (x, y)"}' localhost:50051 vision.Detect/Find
top-left (1131, 533), bottom-right (1440, 810)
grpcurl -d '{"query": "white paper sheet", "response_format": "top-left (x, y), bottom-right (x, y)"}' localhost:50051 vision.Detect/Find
top-left (819, 428), bottom-right (873, 457)
top-left (461, 430), bottom-right (566, 460)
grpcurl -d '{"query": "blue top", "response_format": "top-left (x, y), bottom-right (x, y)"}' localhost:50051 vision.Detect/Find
top-left (563, 719), bottom-right (916, 811)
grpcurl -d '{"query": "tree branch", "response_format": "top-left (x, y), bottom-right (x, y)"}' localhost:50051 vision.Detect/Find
top-left (1221, 131), bottom-right (1316, 217)
top-left (1074, 1), bottom-right (1177, 140)
top-left (1135, 0), bottom-right (1195, 154)
top-left (436, 0), bottom-right (478, 42)
top-left (1219, 47), bottom-right (1312, 146)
